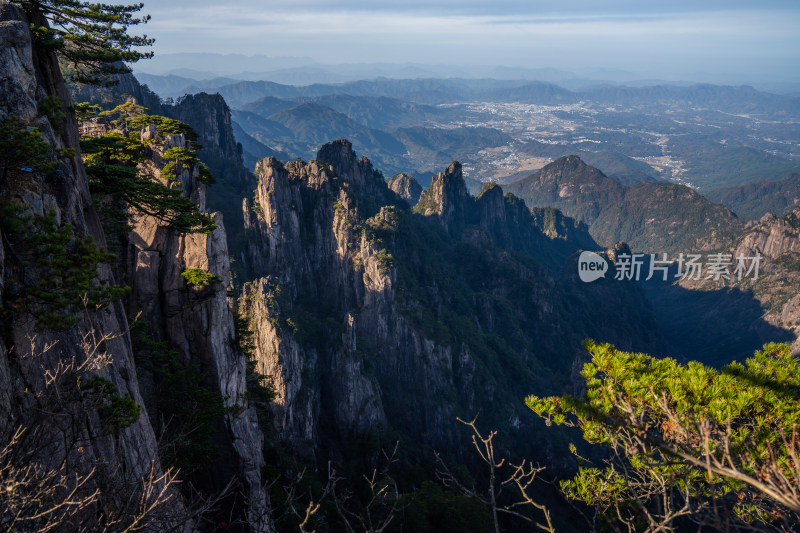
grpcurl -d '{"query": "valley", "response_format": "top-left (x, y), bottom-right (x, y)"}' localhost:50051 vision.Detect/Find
top-left (3, 1), bottom-right (800, 530)
top-left (177, 76), bottom-right (800, 193)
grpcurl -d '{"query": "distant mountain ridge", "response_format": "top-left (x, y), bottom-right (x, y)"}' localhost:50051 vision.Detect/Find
top-left (136, 70), bottom-right (800, 118)
top-left (261, 102), bottom-right (407, 166)
top-left (706, 173), bottom-right (800, 220)
top-left (506, 155), bottom-right (744, 253)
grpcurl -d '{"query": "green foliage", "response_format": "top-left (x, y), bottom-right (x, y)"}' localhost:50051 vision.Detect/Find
top-left (162, 147), bottom-right (198, 182)
top-left (233, 308), bottom-right (276, 427)
top-left (0, 115), bottom-right (57, 183)
top-left (527, 341), bottom-right (800, 529)
top-left (74, 101), bottom-right (101, 122)
top-left (411, 188), bottom-right (439, 215)
top-left (81, 376), bottom-right (141, 432)
top-left (37, 95), bottom-right (66, 126)
top-left (196, 161), bottom-right (214, 184)
top-left (98, 100), bottom-right (145, 130)
top-left (180, 268), bottom-right (220, 289)
top-left (131, 320), bottom-right (228, 473)
top-left (388, 481), bottom-right (493, 533)
top-left (55, 146), bottom-right (75, 159)
top-left (18, 0), bottom-right (154, 86)
top-left (111, 111), bottom-right (213, 185)
top-left (375, 249), bottom-right (394, 275)
top-left (82, 129), bottom-right (215, 234)
top-left (1, 205), bottom-right (128, 329)
top-left (127, 114), bottom-right (200, 147)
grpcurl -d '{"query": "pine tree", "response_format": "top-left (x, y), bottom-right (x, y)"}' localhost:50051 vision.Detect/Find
top-left (528, 341), bottom-right (800, 531)
top-left (15, 0), bottom-right (153, 85)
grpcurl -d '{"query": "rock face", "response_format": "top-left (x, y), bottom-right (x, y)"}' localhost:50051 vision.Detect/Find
top-left (127, 128), bottom-right (272, 530)
top-left (168, 93), bottom-right (250, 190)
top-left (731, 207), bottom-right (800, 354)
top-left (414, 161), bottom-right (470, 232)
top-left (734, 209), bottom-right (800, 259)
top-left (0, 3), bottom-right (187, 527)
top-left (642, 205), bottom-right (800, 366)
top-left (68, 73), bottom-right (258, 263)
top-left (387, 172), bottom-right (423, 206)
top-left (0, 6), bottom-right (273, 529)
top-left (240, 140), bottom-right (665, 467)
top-left (161, 92), bottom-right (259, 273)
top-left (241, 142), bottom-right (416, 453)
top-left (417, 173), bottom-right (597, 269)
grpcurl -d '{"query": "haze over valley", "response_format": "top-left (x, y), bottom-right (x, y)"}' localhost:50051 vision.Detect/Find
top-left (135, 68), bottom-right (800, 199)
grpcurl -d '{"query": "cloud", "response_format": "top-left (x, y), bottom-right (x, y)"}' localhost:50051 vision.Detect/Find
top-left (135, 1), bottom-right (800, 81)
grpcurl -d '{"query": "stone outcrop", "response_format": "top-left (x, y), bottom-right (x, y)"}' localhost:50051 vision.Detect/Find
top-left (240, 140), bottom-right (665, 468)
top-left (0, 5), bottom-right (273, 528)
top-left (167, 93), bottom-right (251, 190)
top-left (732, 207), bottom-right (800, 353)
top-left (414, 161), bottom-right (469, 232)
top-left (657, 205), bottom-right (800, 364)
top-left (128, 126), bottom-right (272, 531)
top-left (734, 210), bottom-right (800, 260)
top-left (160, 92), bottom-right (259, 272)
top-left (387, 172), bottom-right (423, 206)
top-left (241, 143), bottom-right (406, 452)
top-left (0, 3), bottom-right (187, 527)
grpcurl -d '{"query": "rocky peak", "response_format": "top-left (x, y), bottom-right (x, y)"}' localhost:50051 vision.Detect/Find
top-left (414, 160), bottom-right (470, 232)
top-left (475, 182), bottom-right (505, 217)
top-left (735, 204), bottom-right (800, 260)
top-left (387, 172), bottom-right (423, 206)
top-left (315, 139), bottom-right (394, 203)
top-left (473, 183), bottom-right (598, 267)
top-left (545, 154), bottom-right (591, 173)
top-left (171, 93), bottom-right (239, 161)
top-left (238, 142), bottom-right (665, 478)
top-left (505, 155), bottom-right (625, 227)
top-left (128, 122), bottom-right (272, 529)
top-left (530, 206), bottom-right (597, 250)
top-left (155, 90), bottom-right (259, 274)
top-left (607, 241), bottom-right (633, 263)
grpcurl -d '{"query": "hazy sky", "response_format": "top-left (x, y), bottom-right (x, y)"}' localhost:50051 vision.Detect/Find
top-left (133, 0), bottom-right (800, 82)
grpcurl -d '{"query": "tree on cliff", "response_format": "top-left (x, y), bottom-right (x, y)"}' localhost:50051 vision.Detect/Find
top-left (14, 0), bottom-right (153, 85)
top-left (528, 342), bottom-right (800, 532)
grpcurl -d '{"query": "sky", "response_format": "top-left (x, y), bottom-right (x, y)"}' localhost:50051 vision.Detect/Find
top-left (131, 0), bottom-right (800, 83)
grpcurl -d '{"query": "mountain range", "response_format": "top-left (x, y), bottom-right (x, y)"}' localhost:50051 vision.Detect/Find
top-left (3, 5), bottom-right (800, 529)
top-left (504, 155), bottom-right (744, 253)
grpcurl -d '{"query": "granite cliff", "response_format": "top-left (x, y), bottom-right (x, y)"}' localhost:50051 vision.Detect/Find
top-left (727, 208), bottom-right (800, 354)
top-left (125, 125), bottom-right (272, 530)
top-left (238, 140), bottom-right (664, 473)
top-left (0, 3), bottom-right (186, 528)
top-left (0, 4), bottom-right (273, 529)
top-left (387, 172), bottom-right (423, 206)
